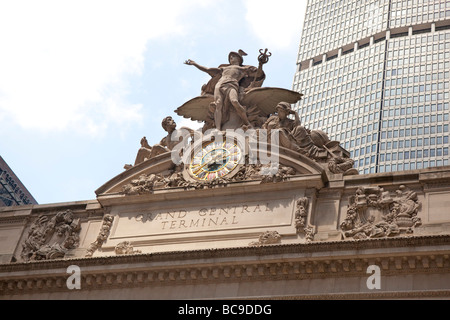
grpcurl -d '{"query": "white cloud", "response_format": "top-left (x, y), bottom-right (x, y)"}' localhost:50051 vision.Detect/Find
top-left (0, 0), bottom-right (208, 136)
top-left (176, 117), bottom-right (203, 132)
top-left (244, 0), bottom-right (307, 50)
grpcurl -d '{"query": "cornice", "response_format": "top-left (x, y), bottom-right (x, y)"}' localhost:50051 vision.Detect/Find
top-left (1, 235), bottom-right (449, 297)
top-left (1, 252), bottom-right (449, 296)
top-left (1, 234), bottom-right (450, 271)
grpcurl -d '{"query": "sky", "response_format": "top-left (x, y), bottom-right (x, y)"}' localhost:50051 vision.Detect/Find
top-left (0, 0), bottom-right (307, 205)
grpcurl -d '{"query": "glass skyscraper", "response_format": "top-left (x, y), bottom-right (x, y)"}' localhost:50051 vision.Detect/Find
top-left (293, 0), bottom-right (450, 174)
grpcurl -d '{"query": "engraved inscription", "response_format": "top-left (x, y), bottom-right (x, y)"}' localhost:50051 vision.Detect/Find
top-left (110, 198), bottom-right (295, 240)
top-left (133, 203), bottom-right (274, 231)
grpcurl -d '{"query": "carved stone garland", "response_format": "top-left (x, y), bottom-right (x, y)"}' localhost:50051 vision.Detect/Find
top-left (20, 209), bottom-right (81, 261)
top-left (295, 197), bottom-right (314, 242)
top-left (121, 163), bottom-right (297, 196)
top-left (340, 185), bottom-right (422, 240)
top-left (85, 214), bottom-right (114, 257)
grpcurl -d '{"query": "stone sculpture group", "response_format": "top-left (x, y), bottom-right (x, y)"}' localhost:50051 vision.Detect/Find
top-left (124, 48), bottom-right (357, 192)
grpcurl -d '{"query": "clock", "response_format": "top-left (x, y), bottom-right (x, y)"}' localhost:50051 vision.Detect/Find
top-left (188, 139), bottom-right (243, 181)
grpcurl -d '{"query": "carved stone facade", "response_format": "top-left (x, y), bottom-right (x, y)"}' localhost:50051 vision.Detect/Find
top-left (121, 162), bottom-right (298, 196)
top-left (1, 49), bottom-right (449, 300)
top-left (20, 209), bottom-right (80, 261)
top-left (1, 165), bottom-right (450, 299)
top-left (341, 185), bottom-right (422, 240)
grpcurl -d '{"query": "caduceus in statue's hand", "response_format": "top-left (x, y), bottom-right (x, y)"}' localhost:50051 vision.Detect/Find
top-left (184, 50), bottom-right (257, 131)
top-left (245, 48), bottom-right (271, 93)
top-left (257, 48), bottom-right (272, 66)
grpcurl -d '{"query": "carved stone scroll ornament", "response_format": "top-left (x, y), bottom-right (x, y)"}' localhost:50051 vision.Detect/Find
top-left (340, 185), bottom-right (422, 240)
top-left (249, 231), bottom-right (281, 247)
top-left (20, 210), bottom-right (81, 261)
top-left (85, 214), bottom-right (114, 258)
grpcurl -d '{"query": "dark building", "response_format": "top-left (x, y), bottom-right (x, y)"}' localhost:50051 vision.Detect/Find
top-left (0, 156), bottom-right (37, 206)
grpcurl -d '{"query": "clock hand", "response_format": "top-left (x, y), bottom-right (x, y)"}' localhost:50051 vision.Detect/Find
top-left (192, 161), bottom-right (211, 175)
top-left (192, 154), bottom-right (222, 173)
top-left (192, 152), bottom-right (228, 174)
top-left (206, 154), bottom-right (231, 170)
top-left (213, 154), bottom-right (230, 164)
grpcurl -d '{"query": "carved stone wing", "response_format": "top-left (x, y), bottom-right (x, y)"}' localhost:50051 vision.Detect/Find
top-left (241, 87), bottom-right (303, 116)
top-left (174, 94), bottom-right (214, 122)
top-left (174, 88), bottom-right (303, 122)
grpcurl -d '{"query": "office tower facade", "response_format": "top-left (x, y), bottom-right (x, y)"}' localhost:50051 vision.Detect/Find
top-left (0, 156), bottom-right (37, 206)
top-left (293, 0), bottom-right (450, 174)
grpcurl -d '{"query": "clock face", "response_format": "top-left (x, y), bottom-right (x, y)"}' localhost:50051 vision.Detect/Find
top-left (189, 140), bottom-right (242, 181)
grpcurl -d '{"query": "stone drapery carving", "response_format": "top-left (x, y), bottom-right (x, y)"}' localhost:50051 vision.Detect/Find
top-left (263, 102), bottom-right (326, 161)
top-left (249, 231), bottom-right (281, 247)
top-left (327, 155), bottom-right (356, 175)
top-left (262, 102), bottom-right (357, 176)
top-left (115, 241), bottom-right (142, 255)
top-left (20, 210), bottom-right (81, 261)
top-left (340, 185), bottom-right (422, 239)
top-left (85, 214), bottom-right (114, 257)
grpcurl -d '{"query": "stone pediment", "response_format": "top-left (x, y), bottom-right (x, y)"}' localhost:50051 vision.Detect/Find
top-left (92, 132), bottom-right (331, 255)
top-left (95, 143), bottom-right (327, 198)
